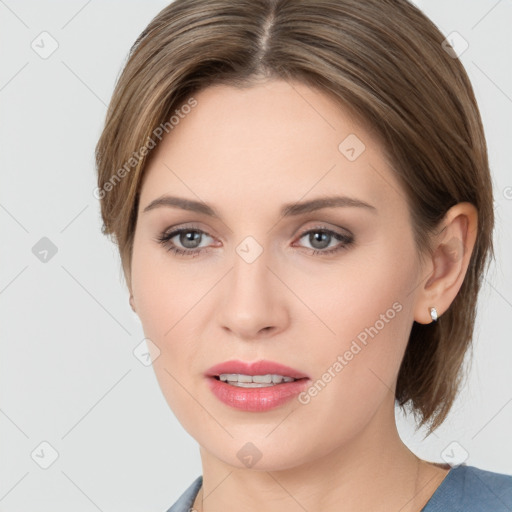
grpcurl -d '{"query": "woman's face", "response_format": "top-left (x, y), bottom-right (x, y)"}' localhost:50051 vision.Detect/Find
top-left (131, 79), bottom-right (425, 470)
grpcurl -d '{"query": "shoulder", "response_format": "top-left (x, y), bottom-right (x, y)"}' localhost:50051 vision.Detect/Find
top-left (422, 464), bottom-right (512, 512)
top-left (165, 475), bottom-right (202, 512)
top-left (163, 467), bottom-right (512, 512)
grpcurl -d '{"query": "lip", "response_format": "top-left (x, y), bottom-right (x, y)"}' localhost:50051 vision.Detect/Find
top-left (205, 359), bottom-right (311, 412)
top-left (205, 359), bottom-right (310, 380)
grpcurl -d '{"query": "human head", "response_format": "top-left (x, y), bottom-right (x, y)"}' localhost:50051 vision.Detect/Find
top-left (95, 0), bottom-right (493, 439)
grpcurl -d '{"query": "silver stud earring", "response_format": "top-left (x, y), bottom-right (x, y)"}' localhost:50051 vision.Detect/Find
top-left (429, 307), bottom-right (438, 322)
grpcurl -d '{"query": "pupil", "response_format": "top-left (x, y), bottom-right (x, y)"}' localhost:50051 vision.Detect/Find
top-left (178, 231), bottom-right (332, 250)
top-left (181, 231), bottom-right (201, 248)
top-left (310, 231), bottom-right (330, 249)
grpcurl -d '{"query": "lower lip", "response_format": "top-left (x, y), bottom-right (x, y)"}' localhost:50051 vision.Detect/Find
top-left (207, 377), bottom-right (310, 412)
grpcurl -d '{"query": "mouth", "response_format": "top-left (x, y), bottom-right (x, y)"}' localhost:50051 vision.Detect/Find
top-left (204, 357), bottom-right (311, 409)
top-left (211, 373), bottom-right (307, 388)
top-left (205, 361), bottom-right (311, 411)
top-left (205, 359), bottom-right (310, 383)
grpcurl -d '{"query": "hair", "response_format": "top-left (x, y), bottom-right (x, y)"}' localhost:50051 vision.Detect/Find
top-left (95, 0), bottom-right (494, 434)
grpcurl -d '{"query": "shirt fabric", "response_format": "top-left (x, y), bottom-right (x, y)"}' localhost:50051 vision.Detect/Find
top-left (165, 464), bottom-right (512, 512)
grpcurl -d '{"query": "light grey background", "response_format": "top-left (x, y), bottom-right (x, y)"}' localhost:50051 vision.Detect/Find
top-left (1, 1), bottom-right (511, 510)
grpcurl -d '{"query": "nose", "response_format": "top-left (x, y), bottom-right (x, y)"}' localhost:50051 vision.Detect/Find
top-left (215, 247), bottom-right (290, 340)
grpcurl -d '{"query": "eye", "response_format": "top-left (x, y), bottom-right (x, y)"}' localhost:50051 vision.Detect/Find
top-left (155, 225), bottom-right (354, 257)
top-left (155, 227), bottom-right (215, 257)
top-left (294, 227), bottom-right (354, 255)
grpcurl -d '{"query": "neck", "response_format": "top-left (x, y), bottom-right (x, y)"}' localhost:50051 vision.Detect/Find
top-left (192, 395), bottom-right (449, 512)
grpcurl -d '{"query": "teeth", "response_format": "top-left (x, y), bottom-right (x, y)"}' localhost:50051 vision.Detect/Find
top-left (218, 373), bottom-right (296, 387)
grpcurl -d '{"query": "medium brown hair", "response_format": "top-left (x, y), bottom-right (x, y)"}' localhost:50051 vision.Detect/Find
top-left (95, 0), bottom-right (494, 433)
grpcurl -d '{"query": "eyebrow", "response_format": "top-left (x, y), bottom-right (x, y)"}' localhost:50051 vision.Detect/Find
top-left (142, 194), bottom-right (377, 218)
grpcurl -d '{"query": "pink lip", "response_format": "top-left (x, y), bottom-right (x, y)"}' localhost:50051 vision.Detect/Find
top-left (205, 359), bottom-right (310, 380)
top-left (205, 359), bottom-right (311, 412)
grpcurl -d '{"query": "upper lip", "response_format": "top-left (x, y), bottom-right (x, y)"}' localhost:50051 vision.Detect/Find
top-left (205, 359), bottom-right (310, 380)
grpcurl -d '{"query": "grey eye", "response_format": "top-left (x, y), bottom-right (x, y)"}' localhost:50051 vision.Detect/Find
top-left (178, 230), bottom-right (203, 249)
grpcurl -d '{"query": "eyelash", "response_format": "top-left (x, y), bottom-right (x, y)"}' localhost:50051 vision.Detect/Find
top-left (155, 226), bottom-right (354, 258)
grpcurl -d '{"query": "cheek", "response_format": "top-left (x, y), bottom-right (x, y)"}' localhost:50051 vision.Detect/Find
top-left (130, 239), bottom-right (214, 386)
top-left (130, 248), bottom-right (198, 416)
top-left (298, 242), bottom-right (417, 395)
top-left (298, 240), bottom-right (415, 340)
top-left (131, 237), bottom-right (196, 336)
top-left (283, 262), bottom-right (415, 451)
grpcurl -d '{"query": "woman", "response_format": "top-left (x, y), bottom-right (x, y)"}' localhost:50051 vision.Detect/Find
top-left (95, 0), bottom-right (512, 510)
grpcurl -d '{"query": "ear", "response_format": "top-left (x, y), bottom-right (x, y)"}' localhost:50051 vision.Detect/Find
top-left (414, 202), bottom-right (478, 324)
top-left (129, 294), bottom-right (137, 313)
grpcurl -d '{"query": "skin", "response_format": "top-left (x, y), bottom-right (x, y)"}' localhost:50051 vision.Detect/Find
top-left (129, 79), bottom-right (478, 512)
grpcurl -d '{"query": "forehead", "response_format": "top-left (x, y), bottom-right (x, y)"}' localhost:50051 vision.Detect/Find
top-left (139, 80), bottom-right (404, 219)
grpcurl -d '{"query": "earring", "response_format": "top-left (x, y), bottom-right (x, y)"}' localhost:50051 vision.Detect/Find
top-left (429, 307), bottom-right (438, 322)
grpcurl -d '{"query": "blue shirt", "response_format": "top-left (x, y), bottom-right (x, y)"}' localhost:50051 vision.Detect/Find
top-left (165, 464), bottom-right (512, 511)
